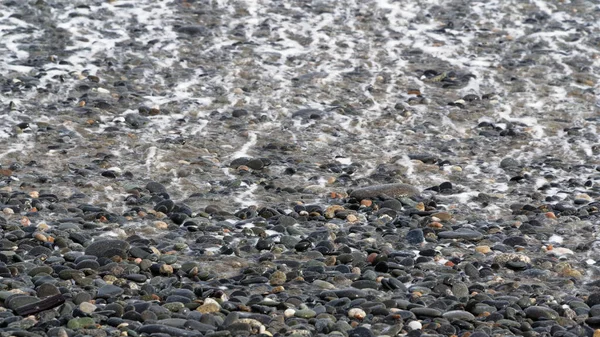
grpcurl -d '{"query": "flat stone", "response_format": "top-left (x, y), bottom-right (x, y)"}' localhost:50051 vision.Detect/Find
top-left (85, 239), bottom-right (130, 258)
top-left (443, 310), bottom-right (475, 321)
top-left (410, 307), bottom-right (442, 317)
top-left (524, 306), bottom-right (559, 320)
top-left (67, 317), bottom-right (96, 329)
top-left (350, 183), bottom-right (420, 200)
top-left (348, 327), bottom-right (375, 337)
top-left (437, 228), bottom-right (483, 240)
top-left (96, 284), bottom-right (124, 299)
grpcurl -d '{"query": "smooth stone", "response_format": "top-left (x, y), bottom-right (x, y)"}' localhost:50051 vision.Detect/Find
top-left (587, 293), bottom-right (600, 307)
top-left (28, 266), bottom-right (53, 277)
top-left (524, 306), bottom-right (559, 320)
top-left (295, 309), bottom-right (317, 319)
top-left (437, 228), bottom-right (483, 240)
top-left (410, 307), bottom-right (442, 318)
top-left (67, 317), bottom-right (96, 329)
top-left (79, 302), bottom-right (98, 314)
top-left (76, 260), bottom-right (100, 270)
top-left (85, 239), bottom-right (130, 258)
top-left (406, 229), bottom-right (424, 245)
top-left (503, 236), bottom-right (528, 247)
top-left (452, 282), bottom-right (469, 298)
top-left (348, 327), bottom-right (375, 337)
top-left (7, 296), bottom-right (39, 311)
top-left (443, 310), bottom-right (475, 321)
top-left (500, 158), bottom-right (520, 168)
top-left (350, 183), bottom-right (420, 200)
top-left (319, 289), bottom-right (366, 300)
top-left (146, 182), bottom-right (167, 194)
top-left (138, 324), bottom-right (202, 337)
top-left (37, 284), bottom-right (61, 297)
top-left (96, 284), bottom-right (124, 299)
top-left (351, 280), bottom-right (379, 290)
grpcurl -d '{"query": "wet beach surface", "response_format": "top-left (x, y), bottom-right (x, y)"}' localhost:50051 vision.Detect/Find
top-left (1, 0), bottom-right (600, 336)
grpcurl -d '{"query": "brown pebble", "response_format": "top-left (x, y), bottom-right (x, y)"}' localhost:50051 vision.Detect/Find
top-left (154, 221), bottom-right (168, 230)
top-left (33, 232), bottom-right (48, 242)
top-left (428, 222), bottom-right (443, 229)
top-left (346, 214), bottom-right (358, 222)
top-left (325, 205), bottom-right (345, 219)
top-left (475, 245), bottom-right (491, 254)
top-left (360, 199), bottom-right (372, 207)
top-left (366, 252), bottom-right (378, 263)
top-left (432, 212), bottom-right (452, 221)
top-left (160, 264), bottom-right (173, 275)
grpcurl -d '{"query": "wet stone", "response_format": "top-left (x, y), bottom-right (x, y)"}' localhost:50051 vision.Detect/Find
top-left (350, 183), bottom-right (420, 200)
top-left (410, 307), bottom-right (442, 318)
top-left (524, 306), bottom-right (559, 320)
top-left (443, 310), bottom-right (475, 321)
top-left (348, 327), bottom-right (375, 337)
top-left (437, 228), bottom-right (483, 240)
top-left (406, 229), bottom-right (424, 245)
top-left (85, 239), bottom-right (130, 258)
top-left (96, 284), bottom-right (124, 299)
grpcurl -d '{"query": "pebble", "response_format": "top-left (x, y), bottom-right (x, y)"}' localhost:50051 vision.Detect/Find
top-left (96, 284), bottom-right (124, 298)
top-left (350, 183), bottom-right (420, 200)
top-left (524, 306), bottom-right (560, 320)
top-left (437, 228), bottom-right (483, 240)
top-left (85, 239), bottom-right (130, 258)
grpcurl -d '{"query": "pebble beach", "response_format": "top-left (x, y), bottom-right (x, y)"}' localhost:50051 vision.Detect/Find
top-left (1, 0), bottom-right (600, 336)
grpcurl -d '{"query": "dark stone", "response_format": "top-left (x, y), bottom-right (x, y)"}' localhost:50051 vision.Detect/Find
top-left (437, 228), bottom-right (483, 240)
top-left (154, 199), bottom-right (175, 213)
top-left (348, 327), bottom-right (375, 337)
top-left (84, 239), bottom-right (130, 258)
top-left (503, 236), bottom-right (528, 246)
top-left (524, 306), bottom-right (559, 320)
top-left (96, 284), bottom-right (124, 299)
top-left (406, 229), bottom-right (424, 245)
top-left (246, 159), bottom-right (265, 170)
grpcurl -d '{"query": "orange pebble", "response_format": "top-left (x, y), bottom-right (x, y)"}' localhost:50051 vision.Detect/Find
top-left (360, 199), bottom-right (372, 207)
top-left (545, 212), bottom-right (556, 219)
top-left (428, 221), bottom-right (443, 228)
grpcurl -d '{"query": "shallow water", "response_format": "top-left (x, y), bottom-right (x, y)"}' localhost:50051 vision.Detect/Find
top-left (1, 0), bottom-right (600, 281)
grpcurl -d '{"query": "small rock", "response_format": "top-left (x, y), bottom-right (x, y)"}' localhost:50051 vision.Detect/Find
top-left (350, 183), bottom-right (420, 200)
top-left (437, 228), bottom-right (483, 240)
top-left (96, 284), bottom-right (124, 299)
top-left (524, 306), bottom-right (559, 320)
top-left (348, 326), bottom-right (375, 337)
top-left (85, 239), bottom-right (130, 258)
top-left (197, 298), bottom-right (220, 313)
top-left (269, 271), bottom-right (287, 285)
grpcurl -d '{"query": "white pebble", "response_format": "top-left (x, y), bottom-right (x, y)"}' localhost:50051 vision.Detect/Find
top-left (284, 308), bottom-right (296, 318)
top-left (407, 320), bottom-right (422, 330)
top-left (348, 308), bottom-right (366, 319)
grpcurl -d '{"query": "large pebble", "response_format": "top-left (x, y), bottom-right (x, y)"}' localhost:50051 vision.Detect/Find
top-left (85, 239), bottom-right (130, 258)
top-left (350, 183), bottom-right (420, 200)
top-left (524, 306), bottom-right (559, 320)
top-left (443, 310), bottom-right (475, 321)
top-left (96, 284), bottom-right (124, 299)
top-left (437, 228), bottom-right (483, 240)
top-left (348, 327), bottom-right (375, 337)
